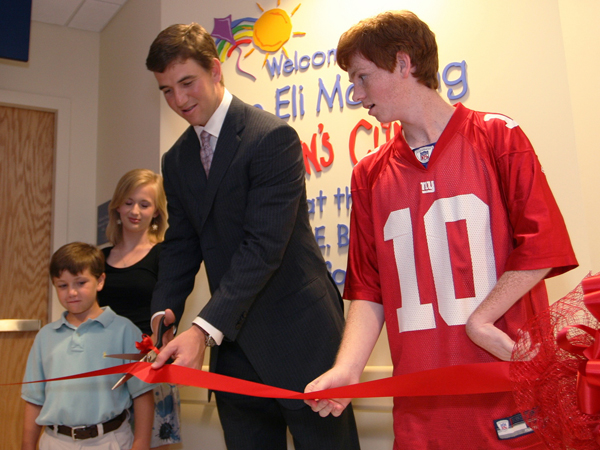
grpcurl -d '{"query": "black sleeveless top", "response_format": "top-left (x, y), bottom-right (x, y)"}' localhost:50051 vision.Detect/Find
top-left (98, 244), bottom-right (161, 335)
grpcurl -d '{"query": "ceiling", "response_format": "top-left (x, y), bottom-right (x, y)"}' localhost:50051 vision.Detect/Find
top-left (31, 0), bottom-right (129, 33)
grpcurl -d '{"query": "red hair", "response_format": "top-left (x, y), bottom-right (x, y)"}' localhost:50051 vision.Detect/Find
top-left (337, 11), bottom-right (439, 90)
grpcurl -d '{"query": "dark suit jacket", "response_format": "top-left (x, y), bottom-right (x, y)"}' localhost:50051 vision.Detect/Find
top-left (152, 96), bottom-right (345, 408)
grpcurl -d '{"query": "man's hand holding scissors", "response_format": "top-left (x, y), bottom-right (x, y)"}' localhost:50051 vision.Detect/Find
top-left (111, 314), bottom-right (174, 390)
top-left (151, 309), bottom-right (206, 371)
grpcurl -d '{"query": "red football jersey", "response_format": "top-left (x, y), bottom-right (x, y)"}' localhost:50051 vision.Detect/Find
top-left (344, 103), bottom-right (577, 449)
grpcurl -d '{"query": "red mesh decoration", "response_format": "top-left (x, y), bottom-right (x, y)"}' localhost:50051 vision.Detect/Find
top-left (511, 275), bottom-right (600, 450)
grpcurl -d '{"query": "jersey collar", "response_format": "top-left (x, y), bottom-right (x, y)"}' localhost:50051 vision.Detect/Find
top-left (393, 102), bottom-right (470, 170)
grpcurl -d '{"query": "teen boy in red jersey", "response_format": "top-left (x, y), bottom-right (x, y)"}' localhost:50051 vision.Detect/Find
top-left (305, 10), bottom-right (577, 450)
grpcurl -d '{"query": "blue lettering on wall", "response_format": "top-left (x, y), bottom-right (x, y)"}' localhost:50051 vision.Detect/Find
top-left (327, 49), bottom-right (336, 65)
top-left (337, 224), bottom-right (349, 248)
top-left (345, 84), bottom-right (361, 106)
top-left (332, 269), bottom-right (346, 285)
top-left (333, 186), bottom-right (352, 210)
top-left (317, 75), bottom-right (344, 113)
top-left (299, 54), bottom-right (311, 70)
top-left (334, 187), bottom-right (345, 210)
top-left (442, 60), bottom-right (468, 101)
top-left (324, 261), bottom-right (347, 285)
top-left (312, 51), bottom-right (325, 67)
top-left (275, 84), bottom-right (305, 119)
top-left (266, 56), bottom-right (284, 77)
top-left (345, 186), bottom-right (352, 209)
top-left (265, 49), bottom-right (338, 78)
top-left (275, 86), bottom-right (291, 119)
top-left (315, 226), bottom-right (330, 252)
top-left (316, 190), bottom-right (327, 212)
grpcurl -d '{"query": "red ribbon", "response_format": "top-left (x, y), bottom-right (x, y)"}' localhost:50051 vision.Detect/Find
top-left (14, 360), bottom-right (512, 399)
top-left (557, 274), bottom-right (600, 415)
top-left (135, 334), bottom-right (159, 355)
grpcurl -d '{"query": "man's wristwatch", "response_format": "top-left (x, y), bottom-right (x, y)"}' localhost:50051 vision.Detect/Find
top-left (201, 328), bottom-right (217, 347)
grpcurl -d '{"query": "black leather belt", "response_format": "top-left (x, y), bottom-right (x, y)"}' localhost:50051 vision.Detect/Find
top-left (48, 410), bottom-right (127, 440)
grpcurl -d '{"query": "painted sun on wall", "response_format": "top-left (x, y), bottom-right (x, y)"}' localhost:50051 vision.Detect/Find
top-left (211, 1), bottom-right (305, 80)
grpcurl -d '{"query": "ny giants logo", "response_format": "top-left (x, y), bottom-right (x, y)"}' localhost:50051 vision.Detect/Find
top-left (421, 181), bottom-right (435, 194)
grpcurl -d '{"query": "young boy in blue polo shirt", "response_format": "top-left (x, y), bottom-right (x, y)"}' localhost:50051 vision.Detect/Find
top-left (21, 242), bottom-right (154, 450)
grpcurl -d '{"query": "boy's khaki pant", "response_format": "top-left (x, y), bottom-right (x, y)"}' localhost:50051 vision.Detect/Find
top-left (40, 419), bottom-right (133, 450)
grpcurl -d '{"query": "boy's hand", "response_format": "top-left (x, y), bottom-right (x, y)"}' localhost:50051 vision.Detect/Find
top-left (304, 367), bottom-right (357, 417)
top-left (465, 320), bottom-right (515, 361)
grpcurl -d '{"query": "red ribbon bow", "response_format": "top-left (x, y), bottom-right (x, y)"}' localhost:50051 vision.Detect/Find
top-left (135, 334), bottom-right (160, 356)
top-left (557, 275), bottom-right (600, 415)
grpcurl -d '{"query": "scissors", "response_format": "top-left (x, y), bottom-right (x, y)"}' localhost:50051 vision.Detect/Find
top-left (110, 315), bottom-right (174, 390)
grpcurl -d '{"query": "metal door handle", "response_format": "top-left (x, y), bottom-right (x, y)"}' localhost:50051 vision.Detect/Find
top-left (0, 319), bottom-right (41, 332)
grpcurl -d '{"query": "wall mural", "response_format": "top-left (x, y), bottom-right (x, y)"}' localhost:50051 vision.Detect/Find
top-left (209, 1), bottom-right (469, 285)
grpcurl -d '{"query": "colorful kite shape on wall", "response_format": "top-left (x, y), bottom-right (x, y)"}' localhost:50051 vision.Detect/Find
top-left (211, 1), bottom-right (305, 80)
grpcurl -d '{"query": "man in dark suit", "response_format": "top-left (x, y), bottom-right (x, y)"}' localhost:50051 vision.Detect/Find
top-left (145, 23), bottom-right (360, 450)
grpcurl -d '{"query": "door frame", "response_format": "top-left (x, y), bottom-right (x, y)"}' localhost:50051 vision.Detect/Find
top-left (0, 89), bottom-right (70, 321)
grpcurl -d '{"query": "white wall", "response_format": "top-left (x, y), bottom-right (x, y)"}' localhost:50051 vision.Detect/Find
top-left (96, 0), bottom-right (162, 204)
top-left (559, 0), bottom-right (600, 273)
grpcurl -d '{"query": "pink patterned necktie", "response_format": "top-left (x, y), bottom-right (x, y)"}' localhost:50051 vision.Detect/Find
top-left (200, 130), bottom-right (214, 176)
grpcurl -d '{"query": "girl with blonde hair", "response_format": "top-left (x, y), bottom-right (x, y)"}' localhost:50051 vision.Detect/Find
top-left (99, 168), bottom-right (181, 448)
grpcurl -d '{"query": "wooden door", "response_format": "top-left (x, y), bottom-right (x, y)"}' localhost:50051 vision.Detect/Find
top-left (0, 105), bottom-right (54, 449)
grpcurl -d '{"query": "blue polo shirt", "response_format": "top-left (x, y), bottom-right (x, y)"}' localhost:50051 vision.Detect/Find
top-left (22, 306), bottom-right (153, 427)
